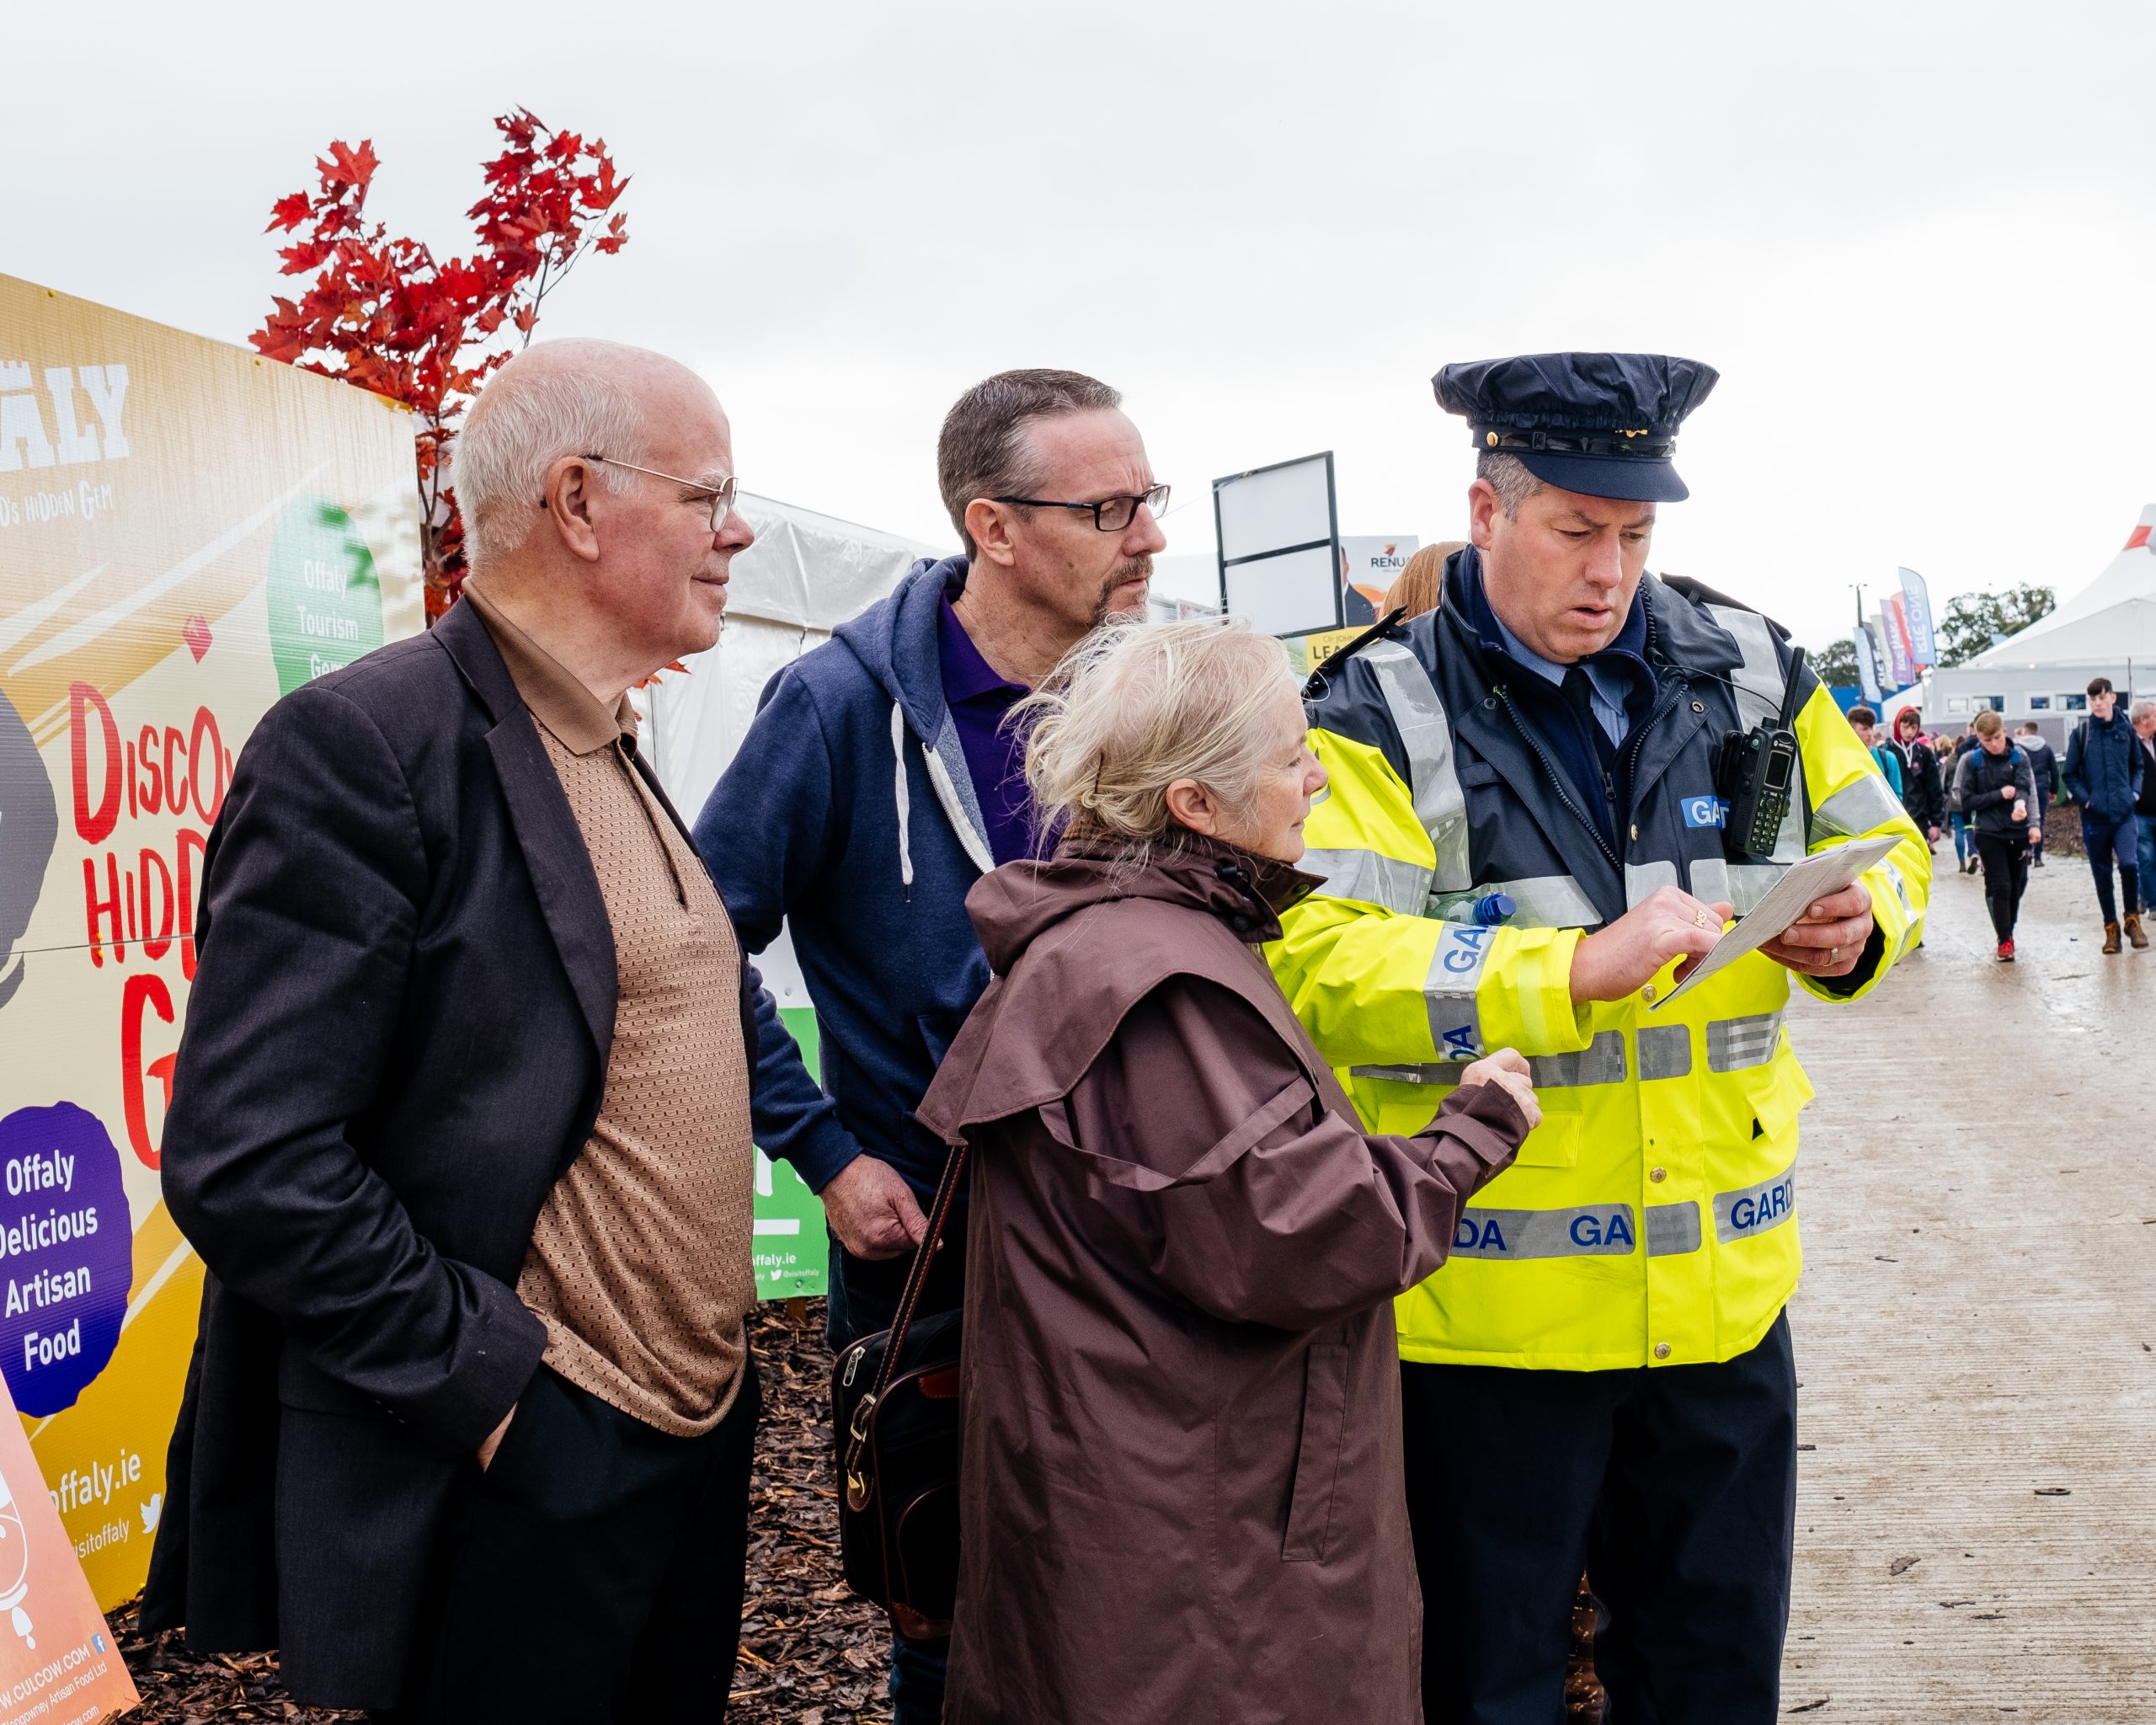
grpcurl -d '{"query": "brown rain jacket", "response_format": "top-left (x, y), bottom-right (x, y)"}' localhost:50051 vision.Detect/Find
top-left (916, 834), bottom-right (1529, 1725)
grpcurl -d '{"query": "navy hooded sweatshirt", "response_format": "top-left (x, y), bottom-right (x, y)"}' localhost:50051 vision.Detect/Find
top-left (694, 555), bottom-right (1004, 1208)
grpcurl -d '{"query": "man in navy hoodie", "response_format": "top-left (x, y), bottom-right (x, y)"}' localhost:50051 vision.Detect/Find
top-left (2063, 674), bottom-right (2146, 952)
top-left (695, 369), bottom-right (1167, 1720)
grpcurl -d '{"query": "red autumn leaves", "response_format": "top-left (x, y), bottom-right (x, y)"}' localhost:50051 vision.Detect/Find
top-left (252, 110), bottom-right (630, 619)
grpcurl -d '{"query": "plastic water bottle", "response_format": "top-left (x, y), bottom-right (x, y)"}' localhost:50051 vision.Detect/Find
top-left (1430, 890), bottom-right (1516, 927)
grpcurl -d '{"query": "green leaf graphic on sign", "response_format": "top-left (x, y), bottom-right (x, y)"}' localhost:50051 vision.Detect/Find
top-left (266, 496), bottom-right (384, 695)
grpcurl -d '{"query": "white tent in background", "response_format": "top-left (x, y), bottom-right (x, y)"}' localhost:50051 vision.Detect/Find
top-left (633, 492), bottom-right (945, 1000)
top-left (1917, 503), bottom-right (2156, 745)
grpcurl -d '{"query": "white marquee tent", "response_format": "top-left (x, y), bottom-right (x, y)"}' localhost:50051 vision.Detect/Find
top-left (1917, 503), bottom-right (2156, 745)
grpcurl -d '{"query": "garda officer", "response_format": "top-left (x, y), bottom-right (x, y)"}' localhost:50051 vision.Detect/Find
top-left (1267, 353), bottom-right (1929, 1723)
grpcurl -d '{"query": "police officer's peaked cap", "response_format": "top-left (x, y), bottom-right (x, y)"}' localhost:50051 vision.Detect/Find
top-left (1433, 352), bottom-right (1719, 503)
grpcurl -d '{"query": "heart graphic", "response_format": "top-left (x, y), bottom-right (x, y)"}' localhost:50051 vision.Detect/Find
top-left (182, 615), bottom-right (212, 662)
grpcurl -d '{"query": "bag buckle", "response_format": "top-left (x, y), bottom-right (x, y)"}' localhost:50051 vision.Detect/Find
top-left (848, 1392), bottom-right (877, 1444)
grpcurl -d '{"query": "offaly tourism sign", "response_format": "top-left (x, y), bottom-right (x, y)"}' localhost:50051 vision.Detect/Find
top-left (0, 274), bottom-right (424, 1609)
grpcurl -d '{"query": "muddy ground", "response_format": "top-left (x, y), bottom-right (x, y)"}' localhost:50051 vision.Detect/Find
top-left (111, 1296), bottom-right (1603, 1721)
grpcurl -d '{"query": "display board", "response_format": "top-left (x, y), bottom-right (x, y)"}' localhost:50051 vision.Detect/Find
top-left (0, 275), bottom-right (424, 1610)
top-left (1213, 452), bottom-right (1341, 638)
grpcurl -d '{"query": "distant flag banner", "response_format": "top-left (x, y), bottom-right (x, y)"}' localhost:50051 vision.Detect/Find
top-left (1897, 567), bottom-right (1937, 668)
top-left (1881, 596), bottom-right (1915, 689)
top-left (1854, 623), bottom-right (1886, 706)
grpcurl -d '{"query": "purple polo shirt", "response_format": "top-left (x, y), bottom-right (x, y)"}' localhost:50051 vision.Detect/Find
top-left (937, 597), bottom-right (1035, 865)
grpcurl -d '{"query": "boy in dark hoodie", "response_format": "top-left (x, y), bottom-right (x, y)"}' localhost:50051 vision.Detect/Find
top-left (2063, 674), bottom-right (2146, 951)
top-left (695, 369), bottom-right (1167, 1722)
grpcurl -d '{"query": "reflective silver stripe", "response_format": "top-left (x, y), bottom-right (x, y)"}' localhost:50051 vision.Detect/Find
top-left (1476, 873), bottom-right (1604, 929)
top-left (1727, 862), bottom-right (1787, 915)
top-left (1354, 1030), bottom-right (1627, 1089)
top-left (1636, 1025), bottom-right (1693, 1081)
top-left (1422, 923), bottom-right (1493, 1061)
top-left (1646, 1201), bottom-right (1702, 1256)
top-left (1706, 605), bottom-right (1786, 730)
top-left (1688, 854), bottom-right (1732, 911)
top-left (1881, 856), bottom-right (1915, 920)
top-left (1362, 639), bottom-right (1471, 891)
top-left (1811, 773), bottom-right (1905, 841)
top-left (1625, 858), bottom-right (1678, 908)
top-left (1301, 846), bottom-right (1429, 916)
top-left (1705, 604), bottom-right (1806, 863)
top-left (1705, 1011), bottom-right (1784, 1073)
top-left (1451, 1203), bottom-right (1638, 1259)
top-left (1714, 1159), bottom-right (1797, 1243)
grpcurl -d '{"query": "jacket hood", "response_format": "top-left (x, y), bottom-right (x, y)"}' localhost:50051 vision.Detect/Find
top-left (827, 553), bottom-right (1000, 885)
top-left (966, 834), bottom-right (1321, 977)
top-left (832, 553), bottom-right (968, 738)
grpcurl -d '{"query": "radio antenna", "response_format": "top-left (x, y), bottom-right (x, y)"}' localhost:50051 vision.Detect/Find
top-left (1775, 646), bottom-right (1807, 729)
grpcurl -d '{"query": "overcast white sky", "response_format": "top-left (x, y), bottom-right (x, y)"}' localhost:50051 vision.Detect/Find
top-left (13, 0), bottom-right (2155, 648)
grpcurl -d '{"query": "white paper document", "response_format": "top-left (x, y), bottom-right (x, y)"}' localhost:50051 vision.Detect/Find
top-left (1649, 836), bottom-right (1902, 1010)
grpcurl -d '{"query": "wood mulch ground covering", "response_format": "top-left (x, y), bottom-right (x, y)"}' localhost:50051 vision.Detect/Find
top-left (109, 1297), bottom-right (1604, 1722)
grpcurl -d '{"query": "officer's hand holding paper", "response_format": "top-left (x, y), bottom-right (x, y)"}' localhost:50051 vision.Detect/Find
top-left (1652, 835), bottom-right (1899, 1008)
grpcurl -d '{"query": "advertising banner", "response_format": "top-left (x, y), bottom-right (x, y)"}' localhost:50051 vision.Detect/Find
top-left (1853, 622), bottom-right (1886, 707)
top-left (0, 1371), bottom-right (137, 1723)
top-left (1879, 597), bottom-right (1915, 689)
top-left (1897, 567), bottom-right (1937, 668)
top-left (1337, 536), bottom-right (1419, 628)
top-left (0, 274), bottom-right (424, 1610)
top-left (1302, 535), bottom-right (1421, 667)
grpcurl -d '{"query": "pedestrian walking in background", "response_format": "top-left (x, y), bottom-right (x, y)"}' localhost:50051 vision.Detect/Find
top-left (696, 368), bottom-right (1167, 1723)
top-left (1384, 539), bottom-right (1466, 618)
top-left (144, 341), bottom-right (768, 1722)
top-left (1954, 710), bottom-right (2041, 962)
top-left (2131, 700), bottom-right (2156, 890)
top-left (918, 617), bottom-right (1537, 1725)
top-left (1938, 734), bottom-right (1975, 873)
top-left (1888, 706), bottom-right (1944, 845)
top-left (2015, 721), bottom-right (2058, 868)
top-left (1951, 724), bottom-right (1984, 873)
top-left (2062, 675), bottom-right (2146, 953)
top-left (1846, 705), bottom-right (1903, 797)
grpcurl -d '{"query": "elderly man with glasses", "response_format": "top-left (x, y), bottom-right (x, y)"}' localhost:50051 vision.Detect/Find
top-left (696, 368), bottom-right (1166, 1723)
top-left (143, 339), bottom-right (768, 1723)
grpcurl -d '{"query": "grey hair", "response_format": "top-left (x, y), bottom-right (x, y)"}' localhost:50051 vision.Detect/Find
top-left (1476, 449), bottom-right (1546, 518)
top-left (1017, 616), bottom-right (1298, 865)
top-left (937, 369), bottom-right (1122, 557)
top-left (455, 366), bottom-right (646, 571)
top-left (2132, 700), bottom-right (2156, 724)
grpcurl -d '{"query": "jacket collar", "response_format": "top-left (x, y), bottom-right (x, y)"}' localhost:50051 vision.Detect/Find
top-left (432, 597), bottom-right (618, 1058)
top-left (969, 832), bottom-right (1321, 975)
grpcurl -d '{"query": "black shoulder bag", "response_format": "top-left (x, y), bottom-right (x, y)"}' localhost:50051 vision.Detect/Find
top-left (830, 1142), bottom-right (968, 1641)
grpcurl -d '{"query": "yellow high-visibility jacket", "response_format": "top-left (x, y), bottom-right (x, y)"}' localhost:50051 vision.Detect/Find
top-left (1268, 572), bottom-right (1929, 1370)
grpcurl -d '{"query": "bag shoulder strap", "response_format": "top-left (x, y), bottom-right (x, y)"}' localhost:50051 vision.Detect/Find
top-left (841, 1139), bottom-right (968, 1511)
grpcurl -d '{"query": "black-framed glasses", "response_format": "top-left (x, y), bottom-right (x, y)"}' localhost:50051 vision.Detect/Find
top-left (537, 453), bottom-right (741, 533)
top-left (990, 483), bottom-right (1170, 533)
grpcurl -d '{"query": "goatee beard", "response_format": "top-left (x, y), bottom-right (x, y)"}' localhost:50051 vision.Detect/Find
top-left (1090, 556), bottom-right (1154, 627)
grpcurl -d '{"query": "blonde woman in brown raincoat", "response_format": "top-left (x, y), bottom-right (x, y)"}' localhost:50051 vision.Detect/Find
top-left (918, 617), bottom-right (1540, 1725)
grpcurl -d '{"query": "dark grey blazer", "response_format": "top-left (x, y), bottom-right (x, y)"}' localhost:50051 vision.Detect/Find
top-left (139, 601), bottom-right (759, 1709)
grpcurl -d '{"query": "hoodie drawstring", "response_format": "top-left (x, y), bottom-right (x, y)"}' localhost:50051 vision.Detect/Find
top-left (891, 701), bottom-right (915, 896)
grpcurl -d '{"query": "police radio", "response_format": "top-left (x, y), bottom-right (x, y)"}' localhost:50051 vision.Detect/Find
top-left (1712, 646), bottom-right (1806, 861)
